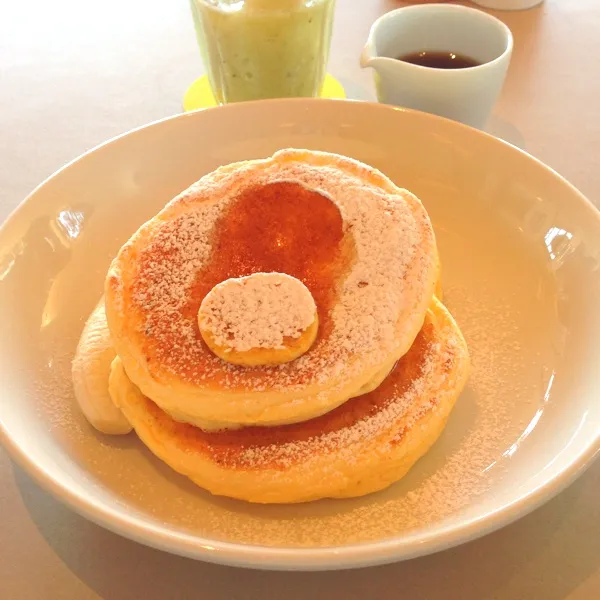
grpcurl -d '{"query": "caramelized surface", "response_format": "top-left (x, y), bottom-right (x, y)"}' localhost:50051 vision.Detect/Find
top-left (137, 180), bottom-right (351, 384)
top-left (189, 180), bottom-right (346, 338)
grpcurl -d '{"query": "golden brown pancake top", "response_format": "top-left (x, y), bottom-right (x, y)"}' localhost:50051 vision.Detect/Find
top-left (131, 180), bottom-right (351, 385)
top-left (108, 150), bottom-right (439, 407)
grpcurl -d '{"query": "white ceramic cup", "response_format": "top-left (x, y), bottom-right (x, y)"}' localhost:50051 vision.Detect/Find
top-left (360, 4), bottom-right (513, 129)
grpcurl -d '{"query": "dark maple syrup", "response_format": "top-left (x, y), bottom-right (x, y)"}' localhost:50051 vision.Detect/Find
top-left (398, 51), bottom-right (480, 69)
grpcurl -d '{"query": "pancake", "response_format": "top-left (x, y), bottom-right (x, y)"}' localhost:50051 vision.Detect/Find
top-left (105, 149), bottom-right (439, 430)
top-left (75, 295), bottom-right (396, 433)
top-left (109, 298), bottom-right (469, 504)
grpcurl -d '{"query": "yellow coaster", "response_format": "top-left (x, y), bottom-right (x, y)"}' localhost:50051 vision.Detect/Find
top-left (183, 73), bottom-right (346, 111)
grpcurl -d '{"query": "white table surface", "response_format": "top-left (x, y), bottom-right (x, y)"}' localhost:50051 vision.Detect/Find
top-left (1, 1), bottom-right (599, 598)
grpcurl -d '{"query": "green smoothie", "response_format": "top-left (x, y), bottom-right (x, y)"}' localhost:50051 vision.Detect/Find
top-left (191, 0), bottom-right (336, 103)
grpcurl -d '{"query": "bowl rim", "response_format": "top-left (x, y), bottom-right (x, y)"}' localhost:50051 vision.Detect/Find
top-left (1, 98), bottom-right (599, 570)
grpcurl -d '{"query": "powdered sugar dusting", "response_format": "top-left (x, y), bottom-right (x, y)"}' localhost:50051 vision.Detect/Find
top-left (133, 205), bottom-right (222, 326)
top-left (198, 273), bottom-right (316, 352)
top-left (233, 335), bottom-right (445, 470)
top-left (119, 151), bottom-right (433, 392)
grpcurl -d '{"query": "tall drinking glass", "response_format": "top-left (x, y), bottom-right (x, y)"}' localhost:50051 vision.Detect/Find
top-left (190, 0), bottom-right (336, 104)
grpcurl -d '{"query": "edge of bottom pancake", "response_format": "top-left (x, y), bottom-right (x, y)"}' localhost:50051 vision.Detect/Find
top-left (110, 299), bottom-right (469, 504)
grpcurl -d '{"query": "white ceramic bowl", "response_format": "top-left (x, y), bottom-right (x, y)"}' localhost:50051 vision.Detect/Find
top-left (0, 100), bottom-right (598, 570)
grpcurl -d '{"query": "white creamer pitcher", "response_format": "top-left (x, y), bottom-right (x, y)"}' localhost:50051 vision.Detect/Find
top-left (360, 4), bottom-right (513, 129)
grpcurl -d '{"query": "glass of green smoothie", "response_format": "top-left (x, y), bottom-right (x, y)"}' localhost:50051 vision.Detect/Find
top-left (190, 0), bottom-right (336, 104)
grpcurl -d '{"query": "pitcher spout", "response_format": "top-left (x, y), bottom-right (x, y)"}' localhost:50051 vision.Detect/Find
top-left (360, 38), bottom-right (377, 69)
top-left (360, 49), bottom-right (394, 75)
top-left (360, 29), bottom-right (393, 73)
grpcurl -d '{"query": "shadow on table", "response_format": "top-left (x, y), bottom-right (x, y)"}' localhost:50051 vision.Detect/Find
top-left (13, 461), bottom-right (600, 600)
top-left (485, 116), bottom-right (526, 149)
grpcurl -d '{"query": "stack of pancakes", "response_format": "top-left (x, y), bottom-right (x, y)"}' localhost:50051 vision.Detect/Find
top-left (72, 149), bottom-right (469, 504)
